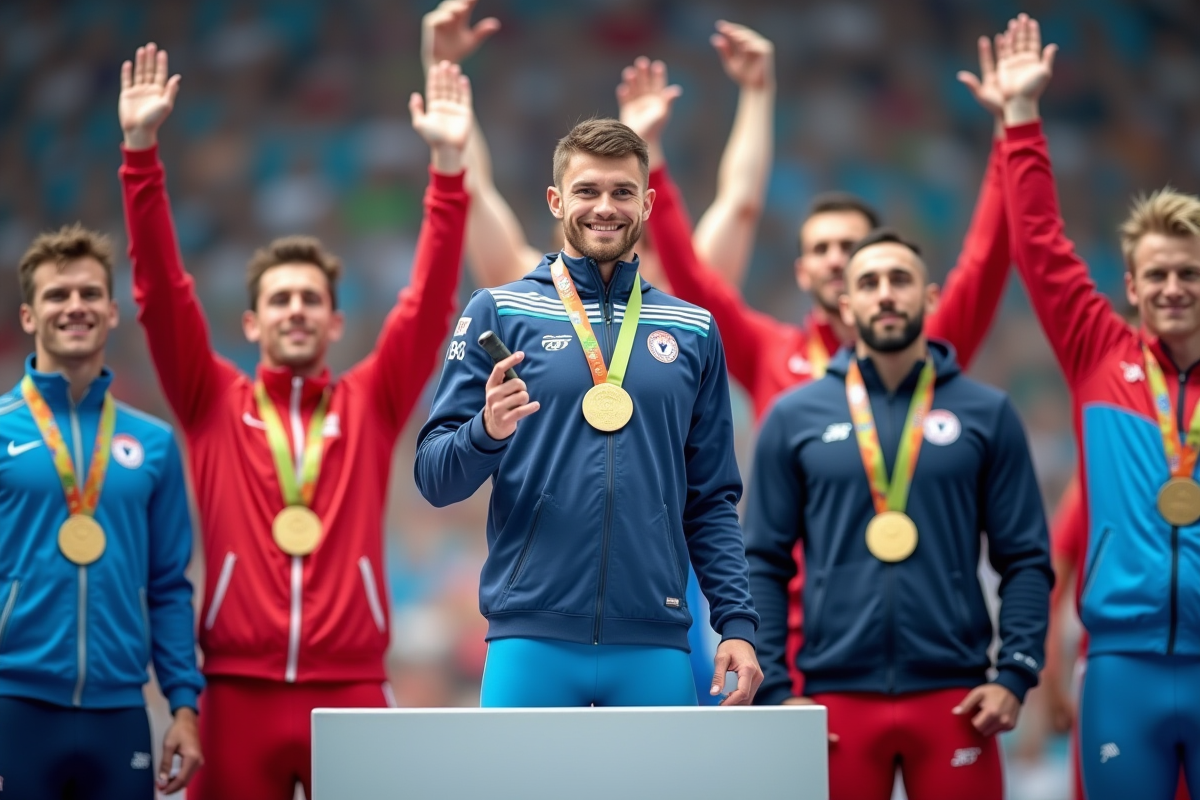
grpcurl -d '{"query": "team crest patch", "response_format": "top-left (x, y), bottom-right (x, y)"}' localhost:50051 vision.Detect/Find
top-left (647, 330), bottom-right (679, 363)
top-left (923, 409), bottom-right (961, 445)
top-left (112, 434), bottom-right (145, 469)
top-left (453, 317), bottom-right (472, 337)
top-left (542, 334), bottom-right (572, 351)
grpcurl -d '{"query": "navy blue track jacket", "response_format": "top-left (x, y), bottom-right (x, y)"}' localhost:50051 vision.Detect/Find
top-left (745, 342), bottom-right (1052, 705)
top-left (416, 253), bottom-right (758, 651)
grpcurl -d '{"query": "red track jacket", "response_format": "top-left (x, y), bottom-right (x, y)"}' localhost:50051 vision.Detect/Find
top-left (121, 146), bottom-right (468, 683)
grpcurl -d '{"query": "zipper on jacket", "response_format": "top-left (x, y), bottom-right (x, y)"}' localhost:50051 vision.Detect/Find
top-left (0, 580), bottom-right (20, 649)
top-left (285, 376), bottom-right (305, 683)
top-left (205, 553), bottom-right (238, 630)
top-left (1170, 369), bottom-right (1190, 654)
top-left (593, 259), bottom-right (619, 645)
top-left (882, 386), bottom-right (900, 692)
top-left (69, 397), bottom-right (88, 706)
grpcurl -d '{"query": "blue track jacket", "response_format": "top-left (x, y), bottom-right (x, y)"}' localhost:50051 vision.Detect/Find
top-left (745, 343), bottom-right (1052, 705)
top-left (0, 357), bottom-right (203, 712)
top-left (416, 252), bottom-right (758, 651)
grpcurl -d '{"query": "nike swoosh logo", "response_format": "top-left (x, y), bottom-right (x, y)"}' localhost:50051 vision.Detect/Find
top-left (7, 440), bottom-right (42, 457)
top-left (242, 412), bottom-right (267, 430)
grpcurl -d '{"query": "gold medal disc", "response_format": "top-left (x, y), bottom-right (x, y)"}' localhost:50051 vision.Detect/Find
top-left (59, 514), bottom-right (107, 565)
top-left (272, 506), bottom-right (323, 556)
top-left (1157, 477), bottom-right (1200, 527)
top-left (865, 511), bottom-right (919, 562)
top-left (581, 383), bottom-right (634, 432)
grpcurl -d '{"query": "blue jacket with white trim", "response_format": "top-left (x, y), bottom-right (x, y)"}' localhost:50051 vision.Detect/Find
top-left (745, 343), bottom-right (1052, 705)
top-left (415, 252), bottom-right (758, 651)
top-left (0, 356), bottom-right (203, 712)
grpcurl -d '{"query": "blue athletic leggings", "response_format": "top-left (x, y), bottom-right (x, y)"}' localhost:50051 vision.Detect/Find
top-left (1080, 653), bottom-right (1200, 800)
top-left (480, 637), bottom-right (699, 707)
top-left (0, 696), bottom-right (153, 800)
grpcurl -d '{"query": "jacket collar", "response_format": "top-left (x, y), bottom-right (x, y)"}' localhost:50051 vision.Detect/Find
top-left (1146, 336), bottom-right (1200, 380)
top-left (22, 353), bottom-right (113, 411)
top-left (256, 363), bottom-right (333, 408)
top-left (826, 339), bottom-right (962, 390)
top-left (528, 250), bottom-right (646, 302)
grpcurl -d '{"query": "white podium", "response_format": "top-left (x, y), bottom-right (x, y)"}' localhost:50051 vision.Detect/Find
top-left (312, 705), bottom-right (828, 799)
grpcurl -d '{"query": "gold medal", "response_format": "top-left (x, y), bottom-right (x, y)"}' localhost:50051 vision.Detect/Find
top-left (272, 506), bottom-right (323, 556)
top-left (865, 511), bottom-right (918, 562)
top-left (582, 383), bottom-right (634, 432)
top-left (59, 514), bottom-right (107, 565)
top-left (1157, 477), bottom-right (1200, 527)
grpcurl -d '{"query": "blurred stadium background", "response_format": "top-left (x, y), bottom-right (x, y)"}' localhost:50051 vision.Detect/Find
top-left (2, 1), bottom-right (1198, 797)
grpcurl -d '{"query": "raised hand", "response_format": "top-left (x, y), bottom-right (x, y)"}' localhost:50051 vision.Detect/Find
top-left (616, 56), bottom-right (682, 146)
top-left (119, 43), bottom-right (180, 150)
top-left (956, 35), bottom-right (1004, 120)
top-left (421, 0), bottom-right (501, 70)
top-left (995, 13), bottom-right (1057, 125)
top-left (711, 21), bottom-right (774, 90)
top-left (410, 61), bottom-right (474, 174)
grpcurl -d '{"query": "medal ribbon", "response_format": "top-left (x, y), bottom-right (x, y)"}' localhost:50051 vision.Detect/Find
top-left (254, 382), bottom-right (331, 507)
top-left (550, 255), bottom-right (643, 388)
top-left (845, 359), bottom-right (936, 515)
top-left (1143, 345), bottom-right (1200, 478)
top-left (808, 336), bottom-right (829, 379)
top-left (20, 376), bottom-right (116, 516)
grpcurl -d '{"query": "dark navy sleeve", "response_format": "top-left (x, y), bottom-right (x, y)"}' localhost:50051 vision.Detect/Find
top-left (147, 432), bottom-right (205, 714)
top-left (414, 290), bottom-right (510, 507)
top-left (981, 397), bottom-right (1054, 702)
top-left (682, 321), bottom-right (759, 646)
top-left (743, 400), bottom-right (806, 706)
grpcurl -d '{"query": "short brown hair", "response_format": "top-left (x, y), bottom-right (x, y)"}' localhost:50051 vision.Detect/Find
top-left (18, 223), bottom-right (115, 304)
top-left (552, 118), bottom-right (649, 188)
top-left (246, 236), bottom-right (342, 310)
top-left (1120, 188), bottom-right (1200, 272)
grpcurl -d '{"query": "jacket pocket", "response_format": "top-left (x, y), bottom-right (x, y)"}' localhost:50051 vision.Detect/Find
top-left (499, 495), bottom-right (547, 608)
top-left (0, 579), bottom-right (20, 652)
top-left (950, 570), bottom-right (972, 640)
top-left (358, 556), bottom-right (388, 633)
top-left (138, 587), bottom-right (151, 662)
top-left (804, 573), bottom-right (828, 652)
top-left (204, 552), bottom-right (238, 631)
top-left (660, 504), bottom-right (687, 600)
top-left (604, 503), bottom-right (690, 622)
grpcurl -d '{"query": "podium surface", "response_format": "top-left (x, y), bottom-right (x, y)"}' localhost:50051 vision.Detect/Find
top-left (312, 705), bottom-right (827, 799)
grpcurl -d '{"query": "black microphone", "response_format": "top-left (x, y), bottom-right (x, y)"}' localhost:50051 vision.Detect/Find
top-left (477, 330), bottom-right (519, 381)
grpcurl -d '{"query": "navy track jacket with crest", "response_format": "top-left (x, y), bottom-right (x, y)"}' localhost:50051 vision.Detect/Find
top-left (415, 252), bottom-right (758, 651)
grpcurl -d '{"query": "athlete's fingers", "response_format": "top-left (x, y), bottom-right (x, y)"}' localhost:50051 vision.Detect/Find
top-left (952, 685), bottom-right (984, 715)
top-left (485, 352), bottom-right (526, 390)
top-left (971, 704), bottom-right (999, 735)
top-left (710, 650), bottom-right (731, 696)
top-left (157, 739), bottom-right (179, 788)
top-left (508, 401), bottom-right (541, 423)
top-left (161, 746), bottom-right (202, 794)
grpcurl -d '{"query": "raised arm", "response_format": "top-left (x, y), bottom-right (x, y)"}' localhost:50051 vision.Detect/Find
top-left (352, 60), bottom-right (473, 433)
top-left (422, 0), bottom-right (540, 287)
top-left (119, 43), bottom-right (238, 429)
top-left (998, 14), bottom-right (1128, 384)
top-left (925, 34), bottom-right (1012, 370)
top-left (619, 58), bottom-right (783, 395)
top-left (690, 21), bottom-right (774, 286)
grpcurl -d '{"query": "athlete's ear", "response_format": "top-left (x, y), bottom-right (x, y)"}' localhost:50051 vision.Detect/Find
top-left (641, 187), bottom-right (655, 221)
top-left (547, 186), bottom-right (564, 219)
top-left (1124, 269), bottom-right (1138, 308)
top-left (107, 298), bottom-right (120, 330)
top-left (838, 290), bottom-right (854, 329)
top-left (242, 310), bottom-right (261, 343)
top-left (924, 281), bottom-right (940, 317)
top-left (327, 310), bottom-right (345, 344)
top-left (18, 303), bottom-right (36, 336)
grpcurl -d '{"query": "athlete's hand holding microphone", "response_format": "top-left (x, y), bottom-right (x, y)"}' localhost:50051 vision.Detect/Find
top-left (480, 332), bottom-right (540, 440)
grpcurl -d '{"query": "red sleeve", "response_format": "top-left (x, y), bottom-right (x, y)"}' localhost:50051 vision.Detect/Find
top-left (1003, 121), bottom-right (1129, 386)
top-left (647, 166), bottom-right (790, 394)
top-left (348, 168), bottom-right (469, 433)
top-left (926, 139), bottom-right (1011, 370)
top-left (1050, 476), bottom-right (1086, 564)
top-left (121, 146), bottom-right (238, 430)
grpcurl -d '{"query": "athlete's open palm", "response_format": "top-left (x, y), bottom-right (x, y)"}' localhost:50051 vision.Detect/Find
top-left (957, 35), bottom-right (1005, 119)
top-left (616, 57), bottom-right (681, 145)
top-left (410, 61), bottom-right (473, 153)
top-left (119, 43), bottom-right (180, 149)
top-left (421, 0), bottom-right (500, 69)
top-left (711, 21), bottom-right (774, 90)
top-left (995, 13), bottom-right (1056, 103)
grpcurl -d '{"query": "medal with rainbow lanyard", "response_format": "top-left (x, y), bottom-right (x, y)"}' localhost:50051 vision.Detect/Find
top-left (1143, 345), bottom-right (1200, 526)
top-left (254, 382), bottom-right (332, 556)
top-left (21, 376), bottom-right (115, 565)
top-left (550, 254), bottom-right (643, 432)
top-left (844, 358), bottom-right (936, 562)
